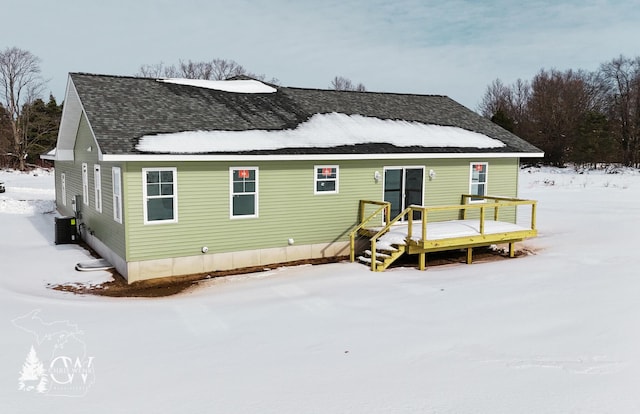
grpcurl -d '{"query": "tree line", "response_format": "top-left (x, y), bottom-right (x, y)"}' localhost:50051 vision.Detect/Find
top-left (24, 52), bottom-right (640, 170)
top-left (5, 44), bottom-right (638, 170)
top-left (479, 56), bottom-right (640, 167)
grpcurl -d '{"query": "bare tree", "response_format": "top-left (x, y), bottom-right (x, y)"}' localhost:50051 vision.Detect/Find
top-left (0, 47), bottom-right (45, 170)
top-left (599, 55), bottom-right (640, 166)
top-left (138, 58), bottom-right (279, 84)
top-left (330, 76), bottom-right (366, 92)
top-left (478, 78), bottom-right (531, 124)
top-left (478, 78), bottom-right (512, 118)
top-left (208, 59), bottom-right (246, 80)
top-left (526, 69), bottom-right (601, 165)
top-left (138, 61), bottom-right (180, 78)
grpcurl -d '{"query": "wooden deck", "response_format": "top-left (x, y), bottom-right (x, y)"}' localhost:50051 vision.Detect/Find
top-left (350, 195), bottom-right (538, 271)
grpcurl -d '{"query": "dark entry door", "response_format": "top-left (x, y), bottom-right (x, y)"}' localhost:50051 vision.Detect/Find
top-left (383, 167), bottom-right (424, 221)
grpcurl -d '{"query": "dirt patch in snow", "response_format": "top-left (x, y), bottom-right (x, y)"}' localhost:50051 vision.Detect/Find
top-left (52, 244), bottom-right (533, 298)
top-left (53, 256), bottom-right (351, 298)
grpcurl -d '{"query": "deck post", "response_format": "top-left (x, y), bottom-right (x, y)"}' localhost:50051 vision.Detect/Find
top-left (531, 202), bottom-right (537, 230)
top-left (422, 210), bottom-right (427, 248)
top-left (479, 207), bottom-right (485, 234)
top-left (418, 253), bottom-right (426, 271)
top-left (466, 247), bottom-right (473, 264)
top-left (370, 239), bottom-right (377, 271)
top-left (350, 233), bottom-right (355, 262)
top-left (509, 242), bottom-right (515, 258)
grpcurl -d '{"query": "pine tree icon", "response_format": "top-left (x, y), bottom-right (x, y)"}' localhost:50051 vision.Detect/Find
top-left (18, 346), bottom-right (48, 393)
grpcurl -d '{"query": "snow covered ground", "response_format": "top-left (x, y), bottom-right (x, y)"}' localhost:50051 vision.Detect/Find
top-left (2, 166), bottom-right (640, 413)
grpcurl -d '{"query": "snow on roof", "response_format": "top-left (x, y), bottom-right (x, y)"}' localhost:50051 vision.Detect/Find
top-left (136, 113), bottom-right (506, 154)
top-left (39, 148), bottom-right (56, 160)
top-left (158, 78), bottom-right (277, 93)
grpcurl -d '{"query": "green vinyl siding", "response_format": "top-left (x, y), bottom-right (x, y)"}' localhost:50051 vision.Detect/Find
top-left (122, 158), bottom-right (520, 262)
top-left (124, 161), bottom-right (376, 261)
top-left (420, 158), bottom-right (518, 222)
top-left (53, 112), bottom-right (126, 259)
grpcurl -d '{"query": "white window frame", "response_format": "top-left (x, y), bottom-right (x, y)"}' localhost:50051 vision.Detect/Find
top-left (60, 173), bottom-right (67, 206)
top-left (82, 163), bottom-right (89, 206)
top-left (142, 167), bottom-right (178, 225)
top-left (112, 167), bottom-right (122, 224)
top-left (469, 162), bottom-right (488, 203)
top-left (314, 165), bottom-right (339, 195)
top-left (229, 167), bottom-right (258, 219)
top-left (94, 164), bottom-right (102, 213)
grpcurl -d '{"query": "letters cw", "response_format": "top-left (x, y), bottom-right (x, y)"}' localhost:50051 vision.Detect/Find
top-left (48, 356), bottom-right (95, 385)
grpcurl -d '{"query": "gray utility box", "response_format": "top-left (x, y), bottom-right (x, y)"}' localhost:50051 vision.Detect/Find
top-left (55, 216), bottom-right (78, 244)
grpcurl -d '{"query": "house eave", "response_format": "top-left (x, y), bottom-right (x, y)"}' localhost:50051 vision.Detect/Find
top-left (101, 152), bottom-right (545, 162)
top-left (54, 149), bottom-right (75, 161)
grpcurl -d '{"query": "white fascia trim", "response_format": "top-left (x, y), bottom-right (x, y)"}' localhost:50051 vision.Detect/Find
top-left (54, 149), bottom-right (75, 161)
top-left (102, 152), bottom-right (544, 162)
top-left (55, 76), bottom-right (104, 162)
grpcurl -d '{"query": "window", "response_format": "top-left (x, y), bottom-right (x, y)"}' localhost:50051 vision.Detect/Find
top-left (469, 162), bottom-right (488, 202)
top-left (94, 165), bottom-right (102, 213)
top-left (60, 173), bottom-right (66, 206)
top-left (230, 167), bottom-right (258, 218)
top-left (112, 167), bottom-right (122, 223)
top-left (314, 165), bottom-right (338, 194)
top-left (82, 163), bottom-right (89, 206)
top-left (143, 168), bottom-right (177, 224)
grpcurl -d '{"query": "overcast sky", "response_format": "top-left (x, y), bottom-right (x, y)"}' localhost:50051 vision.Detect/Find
top-left (4, 0), bottom-right (639, 110)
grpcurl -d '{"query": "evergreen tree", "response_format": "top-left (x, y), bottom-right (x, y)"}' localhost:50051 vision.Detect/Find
top-left (0, 104), bottom-right (12, 164)
top-left (490, 109), bottom-right (515, 132)
top-left (18, 346), bottom-right (48, 393)
top-left (19, 94), bottom-right (62, 166)
top-left (572, 112), bottom-right (616, 166)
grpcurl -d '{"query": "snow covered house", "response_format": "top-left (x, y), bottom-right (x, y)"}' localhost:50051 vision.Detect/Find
top-left (45, 73), bottom-right (543, 282)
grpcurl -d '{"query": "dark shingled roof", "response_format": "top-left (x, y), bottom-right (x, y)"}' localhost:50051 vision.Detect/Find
top-left (69, 73), bottom-right (541, 156)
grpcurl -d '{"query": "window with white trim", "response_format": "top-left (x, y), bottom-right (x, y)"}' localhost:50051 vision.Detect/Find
top-left (82, 163), bottom-right (89, 206)
top-left (94, 165), bottom-right (102, 213)
top-left (143, 168), bottom-right (177, 224)
top-left (469, 162), bottom-right (488, 202)
top-left (230, 167), bottom-right (258, 218)
top-left (60, 173), bottom-right (66, 206)
top-left (314, 165), bottom-right (338, 194)
top-left (112, 167), bottom-right (122, 223)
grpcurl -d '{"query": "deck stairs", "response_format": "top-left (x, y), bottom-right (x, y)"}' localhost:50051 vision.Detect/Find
top-left (358, 244), bottom-right (406, 271)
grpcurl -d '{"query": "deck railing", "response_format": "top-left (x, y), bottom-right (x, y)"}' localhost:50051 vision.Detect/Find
top-left (406, 195), bottom-right (537, 246)
top-left (349, 200), bottom-right (391, 262)
top-left (351, 196), bottom-right (537, 269)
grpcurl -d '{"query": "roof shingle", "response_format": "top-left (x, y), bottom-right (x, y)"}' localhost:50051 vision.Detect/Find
top-left (69, 73), bottom-right (541, 156)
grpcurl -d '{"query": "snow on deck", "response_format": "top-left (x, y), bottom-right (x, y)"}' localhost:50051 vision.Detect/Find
top-left (373, 219), bottom-right (530, 251)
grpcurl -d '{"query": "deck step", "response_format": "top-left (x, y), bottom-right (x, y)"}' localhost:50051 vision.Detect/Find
top-left (364, 250), bottom-right (391, 259)
top-left (357, 256), bottom-right (383, 265)
top-left (359, 244), bottom-right (407, 271)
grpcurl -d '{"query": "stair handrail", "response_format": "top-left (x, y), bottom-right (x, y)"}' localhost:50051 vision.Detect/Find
top-left (349, 201), bottom-right (391, 262)
top-left (369, 206), bottom-right (413, 271)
